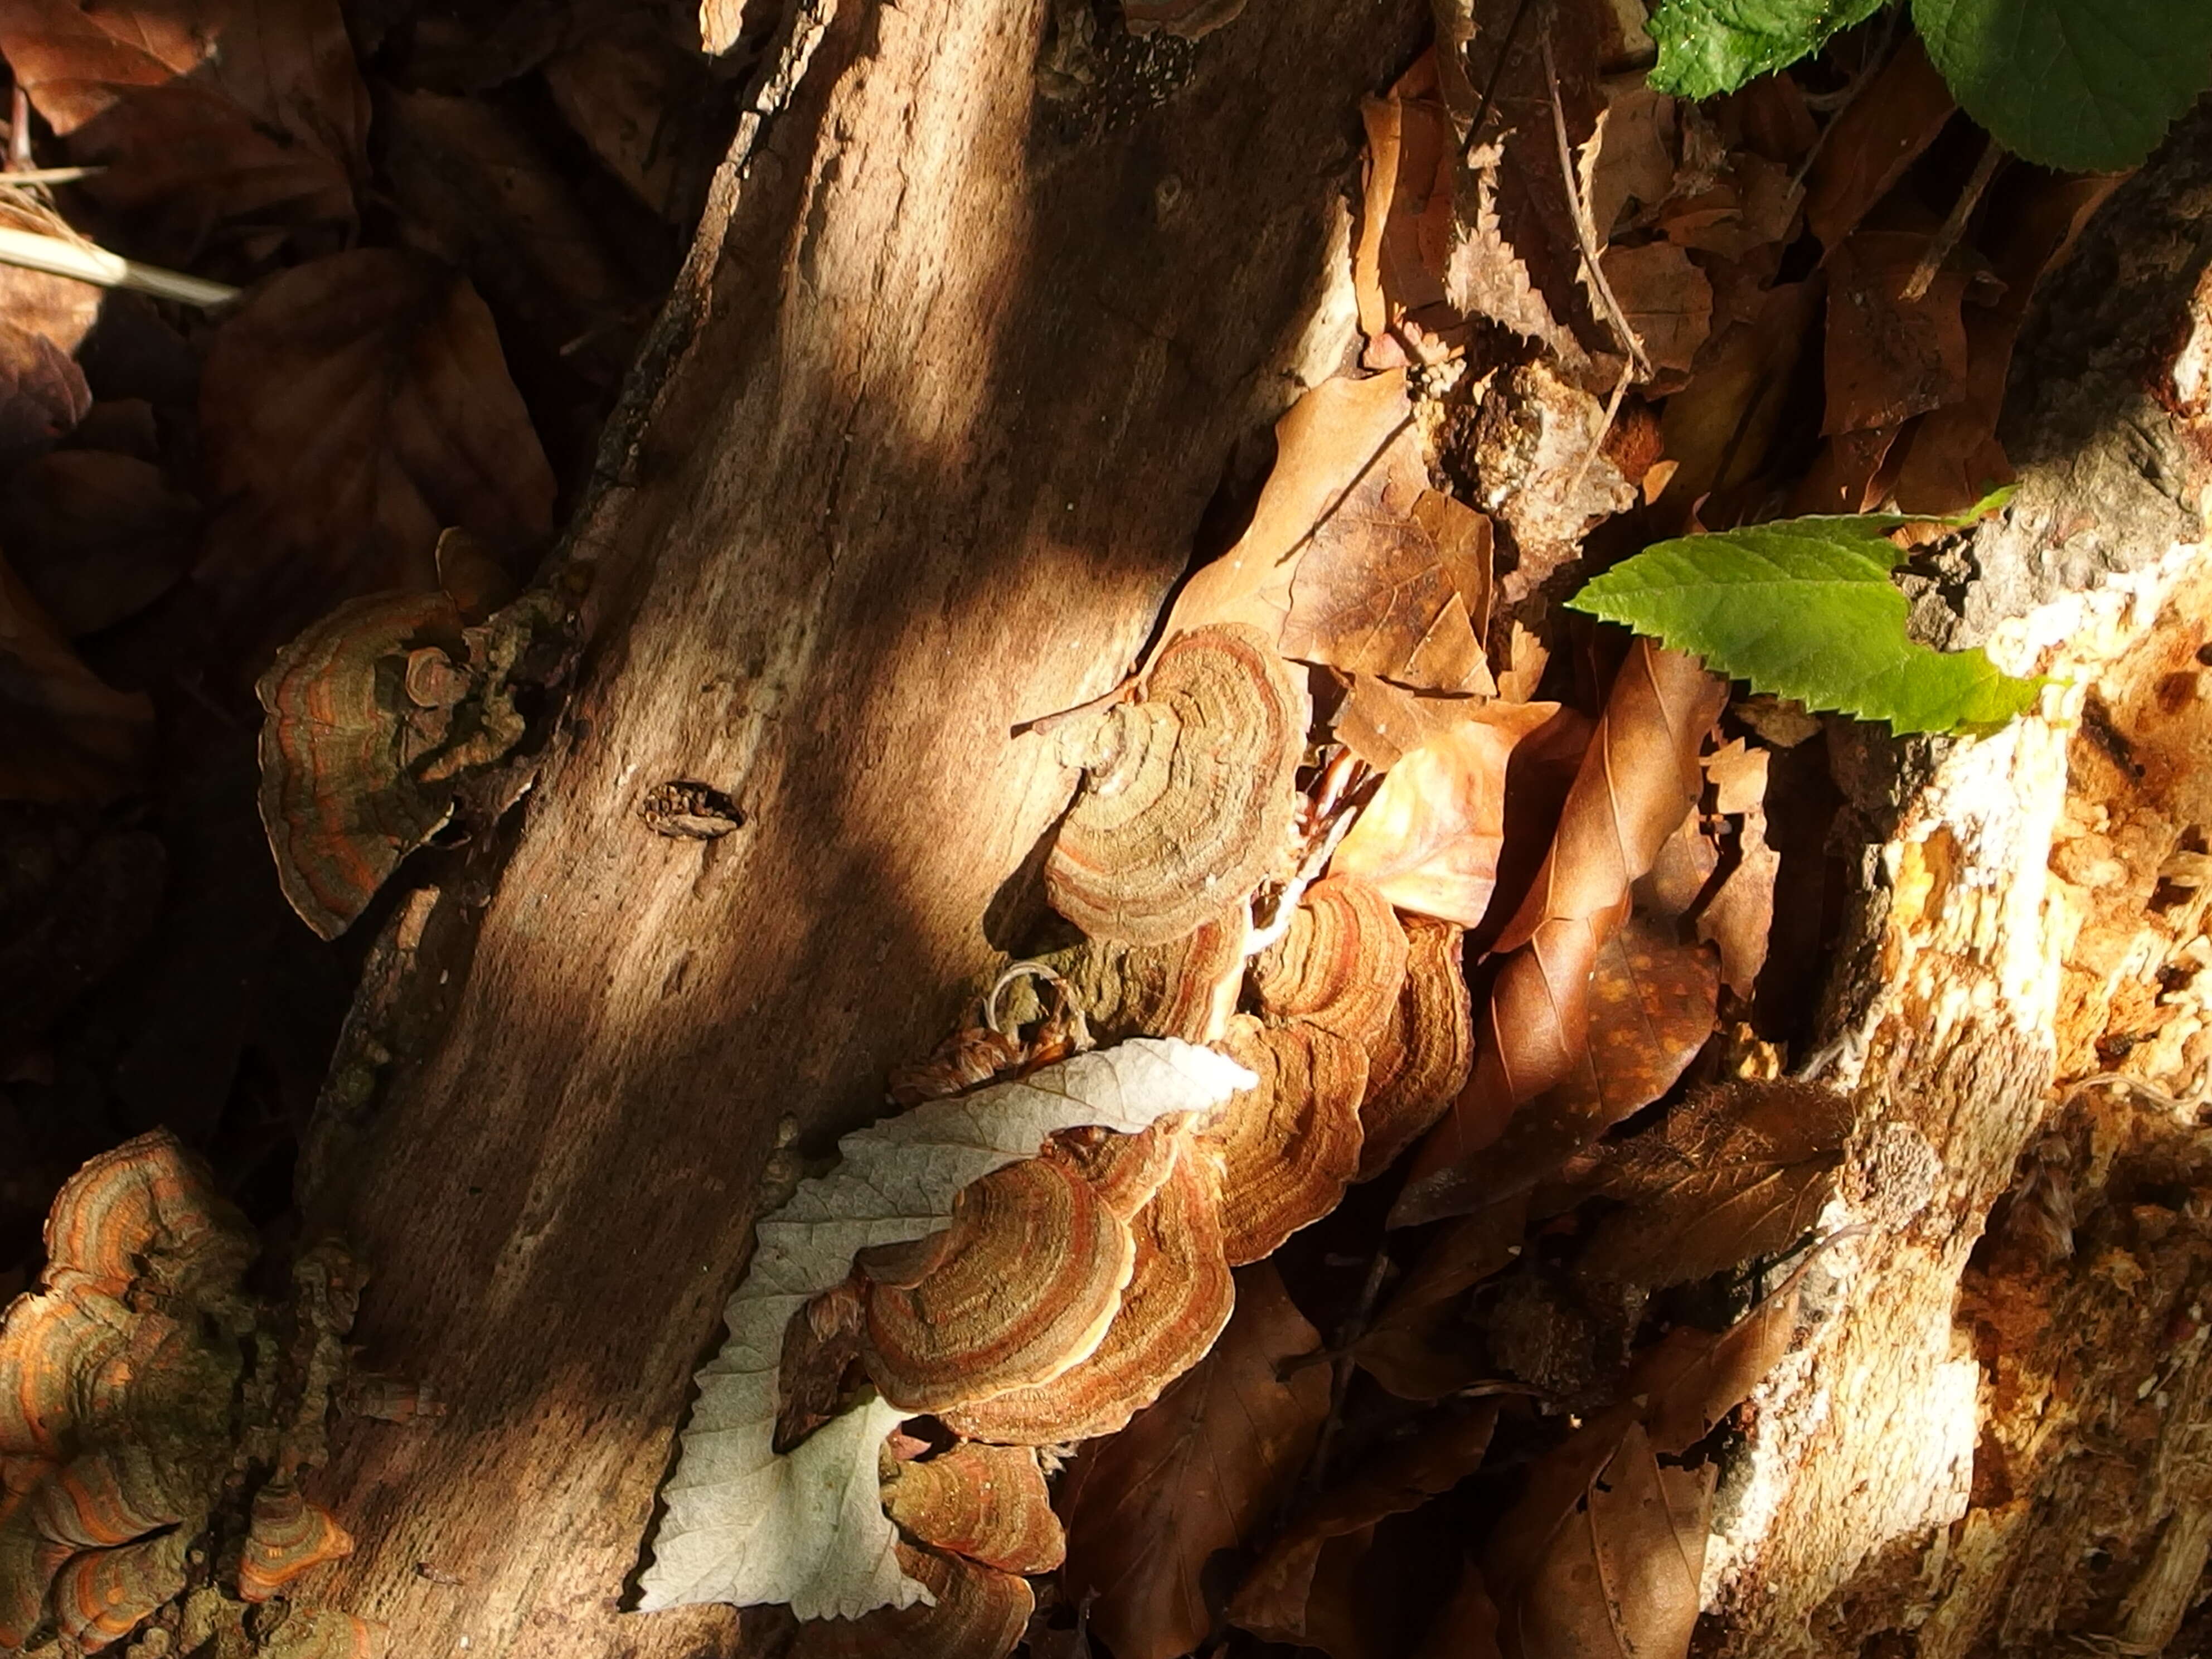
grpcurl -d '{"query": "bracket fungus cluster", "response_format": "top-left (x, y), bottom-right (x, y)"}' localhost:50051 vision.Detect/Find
top-left (255, 583), bottom-right (569, 939)
top-left (644, 596), bottom-right (1516, 1658)
top-left (0, 1134), bottom-right (383, 1658)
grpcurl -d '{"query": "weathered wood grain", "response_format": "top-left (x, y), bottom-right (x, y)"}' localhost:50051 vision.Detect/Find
top-left (298, 1), bottom-right (1420, 1655)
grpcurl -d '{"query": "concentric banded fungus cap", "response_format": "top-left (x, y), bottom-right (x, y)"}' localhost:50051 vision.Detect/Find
top-left (50, 1526), bottom-right (187, 1652)
top-left (942, 1136), bottom-right (1233, 1445)
top-left (1045, 625), bottom-right (1306, 945)
top-left (1357, 916), bottom-right (1474, 1180)
top-left (255, 589), bottom-right (469, 939)
top-left (1252, 876), bottom-right (1410, 1046)
top-left (881, 1444), bottom-right (1065, 1574)
top-left (0, 1293), bottom-right (131, 1458)
top-left (31, 1448), bottom-right (188, 1550)
top-left (0, 1508), bottom-right (57, 1648)
top-left (862, 1158), bottom-right (1136, 1413)
top-left (42, 1130), bottom-right (252, 1302)
top-left (791, 1542), bottom-right (1032, 1659)
top-left (1204, 1017), bottom-right (1367, 1266)
top-left (1043, 1122), bottom-right (1181, 1222)
top-left (1051, 911), bottom-right (1246, 1044)
top-left (237, 1474), bottom-right (355, 1601)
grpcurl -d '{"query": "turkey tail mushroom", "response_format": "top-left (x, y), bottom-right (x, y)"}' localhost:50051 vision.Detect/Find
top-left (1204, 1016), bottom-right (1367, 1265)
top-left (238, 1475), bottom-right (356, 1601)
top-left (49, 1527), bottom-right (187, 1652)
top-left (790, 1543), bottom-right (1032, 1659)
top-left (1045, 625), bottom-right (1306, 946)
top-left (881, 1444), bottom-right (1065, 1574)
top-left (1356, 916), bottom-right (1475, 1179)
top-left (1252, 875), bottom-right (1409, 1046)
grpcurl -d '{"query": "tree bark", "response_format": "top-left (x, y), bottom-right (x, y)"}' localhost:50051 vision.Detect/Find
top-left (1702, 103), bottom-right (2212, 1658)
top-left (297, 2), bottom-right (1421, 1656)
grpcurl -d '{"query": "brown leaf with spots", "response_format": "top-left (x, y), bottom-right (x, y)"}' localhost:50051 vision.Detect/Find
top-left (197, 249), bottom-right (554, 655)
top-left (0, 0), bottom-right (368, 255)
top-left (1229, 1404), bottom-right (1500, 1652)
top-left (1395, 642), bottom-right (1725, 1225)
top-left (1059, 1263), bottom-right (1331, 1659)
top-left (1575, 1080), bottom-right (1852, 1291)
top-left (1455, 915), bottom-right (1719, 1209)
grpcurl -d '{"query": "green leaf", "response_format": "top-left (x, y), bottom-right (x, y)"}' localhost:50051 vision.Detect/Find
top-left (1912, 0), bottom-right (2212, 171)
top-left (1565, 512), bottom-right (2043, 735)
top-left (1647, 0), bottom-right (1886, 99)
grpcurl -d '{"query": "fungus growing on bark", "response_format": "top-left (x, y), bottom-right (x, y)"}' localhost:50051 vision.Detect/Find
top-left (1051, 912), bottom-right (1247, 1044)
top-left (41, 1130), bottom-right (253, 1302)
top-left (1044, 1121), bottom-right (1182, 1221)
top-left (942, 1134), bottom-right (1234, 1445)
top-left (1204, 1018), bottom-right (1368, 1266)
top-left (1356, 916), bottom-right (1475, 1178)
top-left (238, 1476), bottom-right (356, 1601)
top-left (862, 1158), bottom-right (1137, 1413)
top-left (255, 589), bottom-right (472, 938)
top-left (881, 1444), bottom-right (1065, 1574)
top-left (1252, 876), bottom-right (1410, 1046)
top-left (1045, 625), bottom-right (1306, 945)
top-left (790, 1543), bottom-right (1034, 1659)
top-left (29, 1449), bottom-right (187, 1551)
top-left (50, 1528), bottom-right (188, 1651)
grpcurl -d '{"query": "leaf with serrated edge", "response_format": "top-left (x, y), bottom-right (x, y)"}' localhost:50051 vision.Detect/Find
top-left (637, 1037), bottom-right (1257, 1618)
top-left (1912, 0), bottom-right (2212, 172)
top-left (1646, 0), bottom-right (1884, 99)
top-left (1566, 508), bottom-right (2039, 735)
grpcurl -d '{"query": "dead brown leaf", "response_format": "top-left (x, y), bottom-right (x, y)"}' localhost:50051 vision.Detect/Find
top-left (1593, 242), bottom-right (1712, 378)
top-left (1580, 76), bottom-right (1677, 246)
top-left (1278, 471), bottom-right (1493, 691)
top-left (0, 322), bottom-right (91, 457)
top-left (0, 549), bottom-right (152, 803)
top-left (1495, 1422), bottom-right (1711, 1659)
top-left (1632, 811), bottom-right (1718, 924)
top-left (1823, 231), bottom-right (1971, 435)
top-left (1060, 1262), bottom-right (1332, 1659)
top-left (543, 14), bottom-right (713, 221)
top-left (197, 249), bottom-right (555, 654)
top-left (1157, 372), bottom-right (1411, 653)
top-left (2, 451), bottom-right (198, 636)
top-left (1575, 1080), bottom-right (1852, 1291)
top-left (1229, 1403), bottom-right (1501, 1653)
top-left (1330, 697), bottom-right (1561, 925)
top-left (1802, 37), bottom-right (1956, 251)
top-left (1355, 1196), bottom-right (1526, 1399)
top-left (1395, 642), bottom-right (1725, 1225)
top-left (1415, 1564), bottom-right (1506, 1659)
top-left (0, 0), bottom-right (368, 251)
top-left (1695, 745), bottom-right (1778, 996)
top-left (1653, 278), bottom-right (1823, 513)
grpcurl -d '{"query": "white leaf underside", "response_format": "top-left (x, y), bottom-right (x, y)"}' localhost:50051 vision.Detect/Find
top-left (638, 1037), bottom-right (1257, 1619)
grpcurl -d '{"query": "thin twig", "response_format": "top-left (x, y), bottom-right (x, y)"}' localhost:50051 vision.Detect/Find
top-left (1539, 26), bottom-right (1646, 378)
top-left (1901, 135), bottom-right (2005, 302)
top-left (1459, 0), bottom-right (1540, 164)
top-left (0, 224), bottom-right (239, 307)
top-left (1564, 352), bottom-right (1636, 502)
top-left (0, 166), bottom-right (98, 186)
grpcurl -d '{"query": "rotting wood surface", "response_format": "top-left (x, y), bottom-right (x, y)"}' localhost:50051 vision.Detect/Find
top-left (1703, 108), bottom-right (2212, 1658)
top-left (294, 1), bottom-right (1423, 1655)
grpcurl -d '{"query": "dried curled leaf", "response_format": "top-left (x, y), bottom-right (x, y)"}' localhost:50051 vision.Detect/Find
top-left (863, 1158), bottom-right (1136, 1413)
top-left (1357, 916), bottom-right (1474, 1180)
top-left (943, 1136), bottom-right (1233, 1446)
top-left (639, 1038), bottom-right (1255, 1618)
top-left (1395, 642), bottom-right (1725, 1226)
top-left (1254, 877), bottom-right (1410, 1046)
top-left (1206, 1018), bottom-right (1368, 1267)
top-left (1330, 700), bottom-right (1560, 926)
top-left (882, 1444), bottom-right (1064, 1575)
top-left (790, 1543), bottom-right (1034, 1659)
top-left (1060, 1264), bottom-right (1331, 1659)
top-left (1046, 626), bottom-right (1306, 945)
